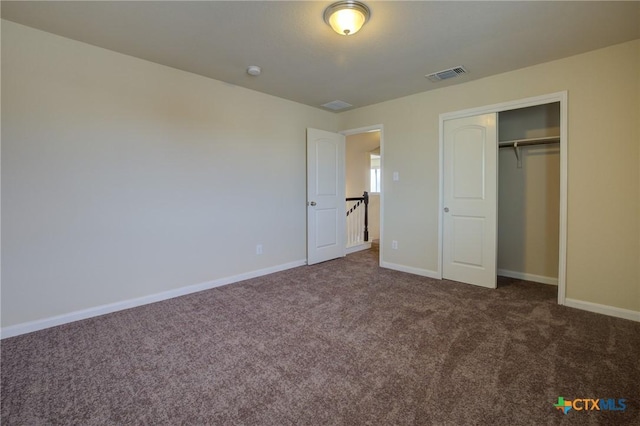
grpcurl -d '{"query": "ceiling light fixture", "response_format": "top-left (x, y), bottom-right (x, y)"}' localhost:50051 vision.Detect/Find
top-left (323, 1), bottom-right (370, 36)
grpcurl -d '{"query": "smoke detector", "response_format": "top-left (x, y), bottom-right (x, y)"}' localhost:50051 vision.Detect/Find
top-left (247, 66), bottom-right (261, 76)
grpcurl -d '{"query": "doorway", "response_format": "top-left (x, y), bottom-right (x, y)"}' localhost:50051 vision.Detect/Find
top-left (342, 125), bottom-right (384, 266)
top-left (439, 92), bottom-right (567, 305)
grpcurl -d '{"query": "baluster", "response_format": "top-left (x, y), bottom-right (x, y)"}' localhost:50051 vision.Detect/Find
top-left (356, 203), bottom-right (362, 243)
top-left (346, 201), bottom-right (351, 247)
top-left (363, 191), bottom-right (369, 242)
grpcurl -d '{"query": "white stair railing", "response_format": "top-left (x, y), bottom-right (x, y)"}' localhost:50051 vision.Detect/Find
top-left (346, 192), bottom-right (369, 249)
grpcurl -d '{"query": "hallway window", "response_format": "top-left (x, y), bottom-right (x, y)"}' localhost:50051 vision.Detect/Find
top-left (370, 153), bottom-right (381, 193)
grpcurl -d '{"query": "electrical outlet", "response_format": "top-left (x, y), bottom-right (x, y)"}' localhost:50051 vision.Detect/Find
top-left (392, 240), bottom-right (398, 250)
top-left (256, 244), bottom-right (263, 255)
top-left (393, 171), bottom-right (399, 181)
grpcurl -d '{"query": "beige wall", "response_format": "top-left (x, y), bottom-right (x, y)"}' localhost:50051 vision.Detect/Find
top-left (498, 147), bottom-right (560, 280)
top-left (346, 132), bottom-right (379, 198)
top-left (346, 132), bottom-right (380, 241)
top-left (2, 21), bottom-right (638, 329)
top-left (1, 21), bottom-right (338, 327)
top-left (340, 40), bottom-right (640, 313)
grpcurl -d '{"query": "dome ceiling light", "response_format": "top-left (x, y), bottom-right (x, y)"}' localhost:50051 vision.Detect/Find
top-left (323, 1), bottom-right (371, 36)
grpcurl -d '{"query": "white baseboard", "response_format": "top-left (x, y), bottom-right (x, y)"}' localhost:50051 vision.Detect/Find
top-left (346, 242), bottom-right (372, 255)
top-left (380, 261), bottom-right (440, 280)
top-left (497, 269), bottom-right (558, 285)
top-left (1, 259), bottom-right (307, 339)
top-left (564, 298), bottom-right (640, 322)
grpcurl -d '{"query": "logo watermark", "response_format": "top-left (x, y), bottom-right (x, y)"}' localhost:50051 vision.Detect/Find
top-left (554, 397), bottom-right (627, 415)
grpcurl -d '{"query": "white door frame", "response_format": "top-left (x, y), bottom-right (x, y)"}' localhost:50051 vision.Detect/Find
top-left (438, 91), bottom-right (568, 305)
top-left (340, 124), bottom-right (384, 266)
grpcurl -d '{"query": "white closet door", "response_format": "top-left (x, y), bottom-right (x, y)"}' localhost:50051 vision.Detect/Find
top-left (443, 113), bottom-right (497, 288)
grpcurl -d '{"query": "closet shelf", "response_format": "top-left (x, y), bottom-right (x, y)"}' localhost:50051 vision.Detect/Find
top-left (498, 136), bottom-right (560, 148)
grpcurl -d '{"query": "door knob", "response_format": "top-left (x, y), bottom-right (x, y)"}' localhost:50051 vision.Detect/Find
top-left (309, 201), bottom-right (317, 206)
top-left (444, 207), bottom-right (449, 212)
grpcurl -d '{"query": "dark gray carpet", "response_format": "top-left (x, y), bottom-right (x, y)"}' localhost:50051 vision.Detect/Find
top-left (2, 247), bottom-right (639, 425)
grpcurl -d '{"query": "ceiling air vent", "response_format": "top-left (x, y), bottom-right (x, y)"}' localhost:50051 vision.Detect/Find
top-left (426, 66), bottom-right (468, 83)
top-left (321, 100), bottom-right (353, 111)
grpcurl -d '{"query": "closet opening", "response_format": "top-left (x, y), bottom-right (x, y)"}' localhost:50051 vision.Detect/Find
top-left (497, 102), bottom-right (561, 291)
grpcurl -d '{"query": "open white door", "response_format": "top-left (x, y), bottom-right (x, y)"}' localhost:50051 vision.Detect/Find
top-left (443, 113), bottom-right (497, 288)
top-left (307, 128), bottom-right (346, 265)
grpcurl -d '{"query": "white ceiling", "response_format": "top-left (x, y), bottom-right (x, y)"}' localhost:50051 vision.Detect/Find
top-left (2, 1), bottom-right (639, 111)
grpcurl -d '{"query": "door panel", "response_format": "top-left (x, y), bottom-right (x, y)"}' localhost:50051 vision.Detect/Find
top-left (452, 216), bottom-right (485, 267)
top-left (316, 141), bottom-right (338, 195)
top-left (453, 131), bottom-right (485, 199)
top-left (307, 128), bottom-right (345, 265)
top-left (315, 208), bottom-right (338, 248)
top-left (443, 114), bottom-right (497, 288)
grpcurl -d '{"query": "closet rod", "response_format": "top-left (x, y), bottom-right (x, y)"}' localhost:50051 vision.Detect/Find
top-left (498, 136), bottom-right (560, 148)
top-left (499, 136), bottom-right (559, 168)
